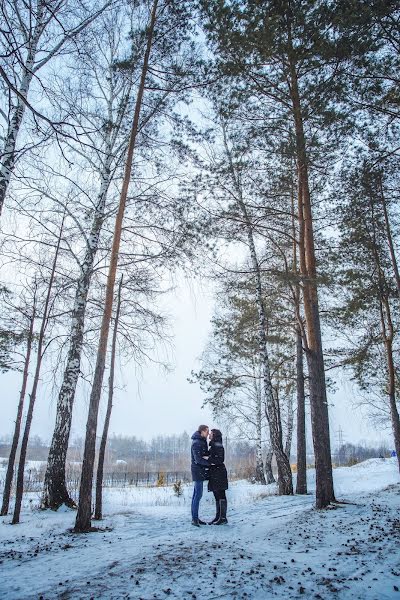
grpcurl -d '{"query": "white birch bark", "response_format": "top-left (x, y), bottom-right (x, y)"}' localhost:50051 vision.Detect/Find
top-left (264, 444), bottom-right (275, 484)
top-left (41, 157), bottom-right (112, 508)
top-left (254, 370), bottom-right (266, 484)
top-left (41, 20), bottom-right (135, 507)
top-left (285, 392), bottom-right (294, 460)
top-left (0, 3), bottom-right (45, 213)
top-left (0, 0), bottom-right (111, 215)
top-left (222, 125), bottom-right (293, 495)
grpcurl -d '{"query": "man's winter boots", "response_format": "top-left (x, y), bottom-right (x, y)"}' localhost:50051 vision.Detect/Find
top-left (192, 518), bottom-right (207, 526)
top-left (214, 499), bottom-right (228, 525)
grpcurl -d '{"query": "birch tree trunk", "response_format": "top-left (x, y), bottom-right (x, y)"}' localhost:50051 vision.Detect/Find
top-left (285, 392), bottom-right (294, 460)
top-left (94, 276), bottom-right (122, 520)
top-left (12, 220), bottom-right (64, 524)
top-left (247, 211), bottom-right (292, 494)
top-left (255, 376), bottom-right (267, 484)
top-left (42, 25), bottom-right (136, 509)
top-left (291, 180), bottom-right (307, 494)
top-left (222, 128), bottom-right (293, 495)
top-left (42, 155), bottom-right (112, 510)
top-left (1, 299), bottom-right (36, 516)
top-left (74, 0), bottom-right (159, 533)
top-left (0, 5), bottom-right (44, 215)
top-left (295, 326), bottom-right (307, 494)
top-left (0, 0), bottom-right (111, 215)
top-left (264, 445), bottom-right (275, 484)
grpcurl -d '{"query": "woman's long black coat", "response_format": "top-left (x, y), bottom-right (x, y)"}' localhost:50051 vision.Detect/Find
top-left (208, 441), bottom-right (228, 492)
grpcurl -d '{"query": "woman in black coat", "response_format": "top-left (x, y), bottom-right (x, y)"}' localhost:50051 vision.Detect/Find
top-left (208, 429), bottom-right (228, 525)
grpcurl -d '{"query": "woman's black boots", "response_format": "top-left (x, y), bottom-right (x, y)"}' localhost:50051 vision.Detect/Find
top-left (214, 499), bottom-right (228, 525)
top-left (209, 499), bottom-right (220, 524)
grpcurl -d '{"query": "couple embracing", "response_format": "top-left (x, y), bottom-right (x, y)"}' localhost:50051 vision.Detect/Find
top-left (190, 424), bottom-right (228, 527)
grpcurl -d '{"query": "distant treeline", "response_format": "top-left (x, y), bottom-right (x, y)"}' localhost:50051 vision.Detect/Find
top-left (0, 432), bottom-right (260, 474)
top-left (0, 433), bottom-right (391, 474)
top-left (335, 443), bottom-right (392, 466)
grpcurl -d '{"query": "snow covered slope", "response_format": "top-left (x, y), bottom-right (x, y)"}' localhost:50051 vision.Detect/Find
top-left (1, 458), bottom-right (399, 599)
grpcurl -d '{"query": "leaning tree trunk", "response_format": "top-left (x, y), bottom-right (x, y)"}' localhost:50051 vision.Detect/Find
top-left (287, 29), bottom-right (335, 508)
top-left (222, 125), bottom-right (293, 495)
top-left (247, 215), bottom-right (292, 494)
top-left (1, 302), bottom-right (36, 516)
top-left (0, 0), bottom-right (112, 216)
top-left (379, 295), bottom-right (400, 472)
top-left (385, 336), bottom-right (400, 472)
top-left (264, 445), bottom-right (275, 484)
top-left (295, 326), bottom-right (307, 494)
top-left (378, 173), bottom-right (400, 300)
top-left (0, 13), bottom-right (43, 215)
top-left (370, 192), bottom-right (400, 470)
top-left (74, 0), bottom-right (158, 533)
top-left (42, 157), bottom-right (112, 510)
top-left (42, 44), bottom-right (135, 510)
top-left (12, 220), bottom-right (63, 524)
top-left (94, 276), bottom-right (122, 520)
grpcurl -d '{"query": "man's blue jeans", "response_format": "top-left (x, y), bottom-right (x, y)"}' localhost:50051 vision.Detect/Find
top-left (191, 480), bottom-right (203, 520)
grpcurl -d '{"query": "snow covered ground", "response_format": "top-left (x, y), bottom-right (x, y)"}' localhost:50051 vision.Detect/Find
top-left (1, 458), bottom-right (399, 599)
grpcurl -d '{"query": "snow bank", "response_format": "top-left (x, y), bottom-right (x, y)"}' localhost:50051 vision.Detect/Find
top-left (330, 457), bottom-right (399, 497)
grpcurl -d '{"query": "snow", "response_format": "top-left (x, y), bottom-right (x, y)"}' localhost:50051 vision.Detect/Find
top-left (0, 459), bottom-right (47, 472)
top-left (1, 458), bottom-right (399, 599)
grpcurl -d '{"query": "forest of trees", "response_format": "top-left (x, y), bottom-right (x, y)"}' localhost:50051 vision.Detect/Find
top-left (0, 0), bottom-right (399, 530)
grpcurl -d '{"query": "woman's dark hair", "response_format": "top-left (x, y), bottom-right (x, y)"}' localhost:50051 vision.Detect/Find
top-left (211, 428), bottom-right (223, 443)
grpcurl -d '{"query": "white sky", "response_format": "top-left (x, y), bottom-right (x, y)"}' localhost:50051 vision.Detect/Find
top-left (0, 272), bottom-right (394, 450)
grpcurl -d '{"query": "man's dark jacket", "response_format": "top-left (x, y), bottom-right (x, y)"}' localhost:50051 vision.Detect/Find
top-left (208, 440), bottom-right (228, 492)
top-left (191, 431), bottom-right (209, 481)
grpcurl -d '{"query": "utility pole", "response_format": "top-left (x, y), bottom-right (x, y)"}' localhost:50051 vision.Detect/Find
top-left (335, 426), bottom-right (344, 466)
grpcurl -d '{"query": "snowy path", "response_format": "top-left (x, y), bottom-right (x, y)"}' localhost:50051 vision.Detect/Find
top-left (1, 459), bottom-right (399, 599)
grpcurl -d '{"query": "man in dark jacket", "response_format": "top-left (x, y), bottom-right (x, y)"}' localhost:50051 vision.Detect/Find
top-left (191, 425), bottom-right (209, 527)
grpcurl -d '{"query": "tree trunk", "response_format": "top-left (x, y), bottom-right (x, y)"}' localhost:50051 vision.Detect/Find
top-left (295, 326), bottom-right (307, 494)
top-left (255, 384), bottom-right (267, 484)
top-left (12, 220), bottom-right (64, 524)
top-left (0, 36), bottom-right (41, 215)
top-left (385, 336), bottom-right (400, 472)
top-left (42, 39), bottom-right (134, 510)
top-left (285, 390), bottom-right (294, 460)
top-left (256, 287), bottom-right (292, 494)
top-left (379, 293), bottom-right (400, 472)
top-left (291, 177), bottom-right (307, 494)
top-left (42, 158), bottom-right (112, 510)
top-left (94, 276), bottom-right (122, 520)
top-left (0, 0), bottom-right (111, 215)
top-left (287, 26), bottom-right (335, 508)
top-left (378, 173), bottom-right (400, 300)
top-left (369, 189), bottom-right (400, 472)
top-left (264, 446), bottom-right (275, 484)
top-left (74, 0), bottom-right (158, 533)
top-left (222, 124), bottom-right (293, 495)
top-left (1, 302), bottom-right (36, 515)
